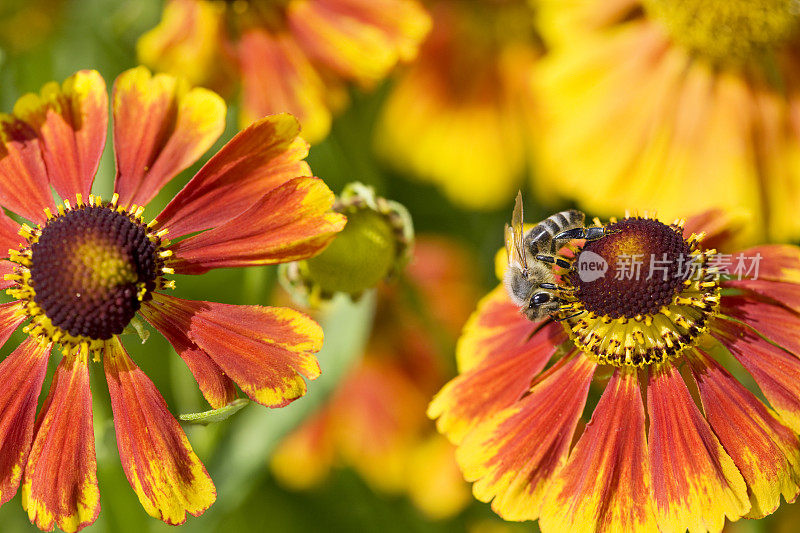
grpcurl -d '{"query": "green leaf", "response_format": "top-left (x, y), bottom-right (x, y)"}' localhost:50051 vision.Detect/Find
top-left (179, 399), bottom-right (250, 426)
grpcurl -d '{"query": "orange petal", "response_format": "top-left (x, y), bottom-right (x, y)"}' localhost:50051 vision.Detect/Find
top-left (169, 176), bottom-right (345, 274)
top-left (455, 354), bottom-right (595, 521)
top-left (713, 319), bottom-right (800, 434)
top-left (428, 286), bottom-right (567, 443)
top-left (0, 115), bottom-right (54, 223)
top-left (112, 66), bottom-right (226, 208)
top-left (540, 368), bottom-right (657, 533)
top-left (287, 0), bottom-right (430, 84)
top-left (147, 293), bottom-right (322, 408)
top-left (721, 296), bottom-right (800, 356)
top-left (689, 349), bottom-right (800, 518)
top-left (13, 70), bottom-right (107, 200)
top-left (155, 113), bottom-right (311, 239)
top-left (647, 363), bottom-right (750, 533)
top-left (140, 300), bottom-right (237, 409)
top-left (0, 338), bottom-right (50, 507)
top-left (239, 30), bottom-right (332, 144)
top-left (22, 353), bottom-right (99, 533)
top-left (104, 338), bottom-right (215, 524)
top-left (270, 411), bottom-right (334, 490)
top-left (0, 208), bottom-right (23, 253)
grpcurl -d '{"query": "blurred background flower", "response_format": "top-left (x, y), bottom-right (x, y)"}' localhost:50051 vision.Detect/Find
top-left (375, 0), bottom-right (541, 210)
top-left (138, 0), bottom-right (431, 143)
top-left (534, 0), bottom-right (800, 242)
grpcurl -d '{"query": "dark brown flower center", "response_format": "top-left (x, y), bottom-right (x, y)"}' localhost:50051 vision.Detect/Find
top-left (29, 205), bottom-right (160, 340)
top-left (569, 218), bottom-right (691, 319)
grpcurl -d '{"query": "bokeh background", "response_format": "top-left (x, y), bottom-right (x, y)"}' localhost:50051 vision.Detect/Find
top-left (0, 0), bottom-right (798, 532)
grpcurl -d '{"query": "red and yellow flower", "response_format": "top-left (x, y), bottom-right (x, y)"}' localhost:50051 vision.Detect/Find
top-left (430, 209), bottom-right (800, 531)
top-left (271, 236), bottom-right (477, 519)
top-left (0, 67), bottom-right (345, 532)
top-left (534, 0), bottom-right (800, 242)
top-left (375, 0), bottom-right (540, 210)
top-left (138, 0), bottom-right (431, 144)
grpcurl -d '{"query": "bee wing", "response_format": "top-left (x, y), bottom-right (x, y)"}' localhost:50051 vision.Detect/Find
top-left (506, 192), bottom-right (527, 269)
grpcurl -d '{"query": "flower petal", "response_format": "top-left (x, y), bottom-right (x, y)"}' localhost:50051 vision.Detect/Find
top-left (22, 353), bottom-right (99, 533)
top-left (13, 70), bottom-right (107, 200)
top-left (112, 66), bottom-right (226, 208)
top-left (428, 286), bottom-right (567, 443)
top-left (733, 245), bottom-right (800, 284)
top-left (169, 176), bottom-right (345, 274)
top-left (146, 293), bottom-right (322, 408)
top-left (682, 208), bottom-right (748, 252)
top-left (239, 30), bottom-right (332, 144)
top-left (0, 115), bottom-right (54, 223)
top-left (104, 339), bottom-right (215, 524)
top-left (155, 113), bottom-right (311, 239)
top-left (721, 296), bottom-right (800, 356)
top-left (140, 300), bottom-right (237, 409)
top-left (713, 319), bottom-right (800, 434)
top-left (689, 349), bottom-right (800, 518)
top-left (0, 338), bottom-right (50, 507)
top-left (540, 368), bottom-right (657, 533)
top-left (723, 279), bottom-right (800, 314)
top-left (287, 0), bottom-right (430, 84)
top-left (647, 363), bottom-right (750, 533)
top-left (0, 208), bottom-right (23, 254)
top-left (455, 354), bottom-right (595, 521)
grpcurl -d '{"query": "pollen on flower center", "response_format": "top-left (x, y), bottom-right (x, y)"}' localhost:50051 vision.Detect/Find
top-left (560, 216), bottom-right (720, 367)
top-left (569, 218), bottom-right (691, 318)
top-left (643, 0), bottom-right (800, 63)
top-left (7, 196), bottom-right (174, 354)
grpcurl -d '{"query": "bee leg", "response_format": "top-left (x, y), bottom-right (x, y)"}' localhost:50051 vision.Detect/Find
top-left (535, 254), bottom-right (572, 270)
top-left (555, 226), bottom-right (608, 242)
top-left (554, 310), bottom-right (584, 322)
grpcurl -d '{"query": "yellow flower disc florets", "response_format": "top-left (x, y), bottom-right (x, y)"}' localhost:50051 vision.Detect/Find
top-left (644, 0), bottom-right (800, 63)
top-left (6, 194), bottom-right (175, 356)
top-left (561, 215), bottom-right (720, 367)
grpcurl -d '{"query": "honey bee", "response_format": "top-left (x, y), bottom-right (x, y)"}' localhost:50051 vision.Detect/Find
top-left (504, 192), bottom-right (608, 321)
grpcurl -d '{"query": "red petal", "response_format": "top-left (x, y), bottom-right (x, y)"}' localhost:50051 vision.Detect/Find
top-left (0, 115), bottom-right (54, 223)
top-left (0, 339), bottom-right (50, 507)
top-left (112, 66), bottom-right (226, 208)
top-left (540, 368), bottom-right (657, 532)
top-left (169, 176), bottom-right (345, 274)
top-left (13, 70), bottom-right (107, 200)
top-left (0, 209), bottom-right (23, 253)
top-left (140, 300), bottom-right (237, 409)
top-left (689, 349), bottom-right (800, 517)
top-left (455, 354), bottom-right (595, 521)
top-left (155, 113), bottom-right (311, 239)
top-left (682, 208), bottom-right (745, 252)
top-left (723, 279), bottom-right (800, 314)
top-left (713, 318), bottom-right (800, 434)
top-left (22, 353), bottom-right (99, 533)
top-left (730, 245), bottom-right (800, 283)
top-left (647, 363), bottom-right (750, 532)
top-left (104, 339), bottom-right (215, 524)
top-left (721, 295), bottom-right (800, 356)
top-left (239, 30), bottom-right (332, 144)
top-left (428, 286), bottom-right (567, 443)
top-left (146, 293), bottom-right (322, 408)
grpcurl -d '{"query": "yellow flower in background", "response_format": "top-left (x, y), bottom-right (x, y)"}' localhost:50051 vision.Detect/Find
top-left (271, 236), bottom-right (479, 520)
top-left (138, 0), bottom-right (430, 143)
top-left (375, 0), bottom-right (541, 210)
top-left (534, 0), bottom-right (800, 242)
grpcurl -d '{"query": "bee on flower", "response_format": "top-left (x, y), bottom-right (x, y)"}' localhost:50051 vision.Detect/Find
top-left (0, 67), bottom-right (345, 532)
top-left (138, 0), bottom-right (431, 144)
top-left (430, 195), bottom-right (800, 532)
